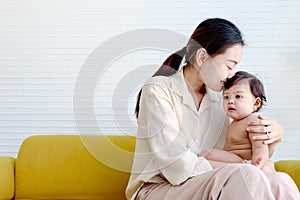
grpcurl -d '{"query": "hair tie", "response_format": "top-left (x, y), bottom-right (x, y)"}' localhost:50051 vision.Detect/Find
top-left (177, 47), bottom-right (187, 58)
top-left (182, 47), bottom-right (187, 54)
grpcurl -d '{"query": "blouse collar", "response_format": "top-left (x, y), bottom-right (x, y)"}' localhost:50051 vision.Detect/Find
top-left (169, 69), bottom-right (221, 113)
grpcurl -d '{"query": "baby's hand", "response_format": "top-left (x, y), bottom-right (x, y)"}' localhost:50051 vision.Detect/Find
top-left (252, 157), bottom-right (263, 168)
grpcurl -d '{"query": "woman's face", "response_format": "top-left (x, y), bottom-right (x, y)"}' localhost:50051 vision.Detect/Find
top-left (198, 44), bottom-right (243, 92)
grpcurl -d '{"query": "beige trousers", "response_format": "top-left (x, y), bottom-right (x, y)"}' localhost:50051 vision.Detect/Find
top-left (136, 164), bottom-right (299, 200)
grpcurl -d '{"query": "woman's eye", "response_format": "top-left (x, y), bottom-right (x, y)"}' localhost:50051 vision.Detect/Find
top-left (227, 65), bottom-right (233, 70)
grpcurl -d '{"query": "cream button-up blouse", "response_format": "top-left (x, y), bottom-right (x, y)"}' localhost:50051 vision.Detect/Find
top-left (126, 69), bottom-right (230, 200)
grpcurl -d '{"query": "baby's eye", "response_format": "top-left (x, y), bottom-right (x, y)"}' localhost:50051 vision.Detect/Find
top-left (227, 66), bottom-right (232, 70)
top-left (235, 95), bottom-right (241, 99)
top-left (223, 95), bottom-right (229, 100)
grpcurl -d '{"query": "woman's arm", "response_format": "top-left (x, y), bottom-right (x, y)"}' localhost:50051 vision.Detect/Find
top-left (139, 83), bottom-right (212, 185)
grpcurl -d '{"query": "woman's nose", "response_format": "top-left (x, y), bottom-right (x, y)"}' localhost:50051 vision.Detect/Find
top-left (227, 69), bottom-right (236, 79)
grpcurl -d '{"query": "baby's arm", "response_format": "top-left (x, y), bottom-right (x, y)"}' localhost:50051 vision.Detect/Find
top-left (199, 148), bottom-right (244, 164)
top-left (247, 114), bottom-right (269, 169)
top-left (249, 132), bottom-right (269, 169)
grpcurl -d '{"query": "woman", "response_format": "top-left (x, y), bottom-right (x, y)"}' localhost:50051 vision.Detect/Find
top-left (126, 18), bottom-right (299, 200)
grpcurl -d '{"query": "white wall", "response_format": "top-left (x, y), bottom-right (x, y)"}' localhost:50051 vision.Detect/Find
top-left (0, 0), bottom-right (299, 161)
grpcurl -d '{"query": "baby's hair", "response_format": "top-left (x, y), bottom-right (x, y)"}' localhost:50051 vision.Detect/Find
top-left (224, 71), bottom-right (267, 112)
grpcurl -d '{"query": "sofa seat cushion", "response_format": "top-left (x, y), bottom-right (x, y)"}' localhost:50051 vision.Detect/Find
top-left (15, 135), bottom-right (135, 200)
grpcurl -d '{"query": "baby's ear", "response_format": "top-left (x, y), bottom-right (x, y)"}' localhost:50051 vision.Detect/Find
top-left (254, 97), bottom-right (261, 111)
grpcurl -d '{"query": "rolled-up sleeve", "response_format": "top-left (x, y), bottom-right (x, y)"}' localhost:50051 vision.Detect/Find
top-left (191, 157), bottom-right (213, 177)
top-left (138, 83), bottom-right (212, 185)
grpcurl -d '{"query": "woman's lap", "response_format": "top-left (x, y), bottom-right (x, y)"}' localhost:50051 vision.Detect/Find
top-left (136, 164), bottom-right (299, 200)
top-left (264, 171), bottom-right (299, 199)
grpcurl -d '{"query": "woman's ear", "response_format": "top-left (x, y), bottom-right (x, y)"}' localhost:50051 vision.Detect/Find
top-left (254, 97), bottom-right (261, 111)
top-left (195, 48), bottom-right (208, 68)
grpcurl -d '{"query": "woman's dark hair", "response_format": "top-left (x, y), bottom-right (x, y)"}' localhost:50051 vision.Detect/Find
top-left (135, 18), bottom-right (244, 118)
top-left (223, 71), bottom-right (267, 112)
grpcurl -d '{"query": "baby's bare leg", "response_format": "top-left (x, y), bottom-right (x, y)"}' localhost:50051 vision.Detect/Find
top-left (261, 160), bottom-right (276, 173)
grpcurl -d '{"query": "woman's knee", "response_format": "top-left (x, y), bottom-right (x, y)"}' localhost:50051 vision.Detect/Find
top-left (223, 164), bottom-right (268, 183)
top-left (218, 164), bottom-right (275, 199)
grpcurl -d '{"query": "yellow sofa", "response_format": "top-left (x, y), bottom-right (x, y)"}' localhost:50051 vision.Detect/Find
top-left (0, 135), bottom-right (299, 200)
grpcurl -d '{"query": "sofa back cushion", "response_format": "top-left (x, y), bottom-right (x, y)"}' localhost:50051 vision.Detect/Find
top-left (15, 135), bottom-right (135, 200)
top-left (0, 156), bottom-right (15, 199)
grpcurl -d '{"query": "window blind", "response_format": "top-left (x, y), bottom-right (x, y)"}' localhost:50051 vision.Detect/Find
top-left (0, 0), bottom-right (299, 161)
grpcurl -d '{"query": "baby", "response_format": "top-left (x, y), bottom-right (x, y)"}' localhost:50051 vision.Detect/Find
top-left (200, 71), bottom-right (274, 172)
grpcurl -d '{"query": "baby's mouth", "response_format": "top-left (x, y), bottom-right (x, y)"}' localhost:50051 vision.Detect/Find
top-left (228, 107), bottom-right (236, 111)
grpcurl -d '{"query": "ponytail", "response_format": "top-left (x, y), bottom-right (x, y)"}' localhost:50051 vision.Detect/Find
top-left (135, 47), bottom-right (187, 118)
top-left (153, 47), bottom-right (187, 76)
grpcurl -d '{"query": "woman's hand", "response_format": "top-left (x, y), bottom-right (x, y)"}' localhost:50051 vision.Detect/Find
top-left (246, 114), bottom-right (284, 155)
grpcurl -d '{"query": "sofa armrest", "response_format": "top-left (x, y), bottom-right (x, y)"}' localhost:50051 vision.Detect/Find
top-left (0, 156), bottom-right (15, 200)
top-left (275, 160), bottom-right (300, 190)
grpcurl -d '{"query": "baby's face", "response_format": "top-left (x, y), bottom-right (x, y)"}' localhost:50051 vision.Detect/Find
top-left (223, 79), bottom-right (258, 120)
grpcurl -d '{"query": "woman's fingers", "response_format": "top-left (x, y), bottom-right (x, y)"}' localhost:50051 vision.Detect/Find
top-left (263, 137), bottom-right (277, 145)
top-left (247, 119), bottom-right (272, 127)
top-left (252, 131), bottom-right (271, 139)
top-left (246, 126), bottom-right (272, 134)
top-left (247, 114), bottom-right (283, 145)
top-left (251, 132), bottom-right (281, 144)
